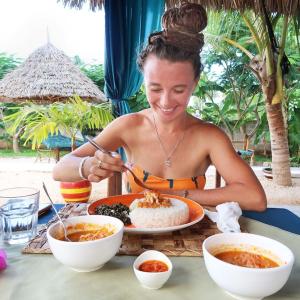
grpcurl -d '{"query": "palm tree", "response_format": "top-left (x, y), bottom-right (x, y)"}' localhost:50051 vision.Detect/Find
top-left (3, 95), bottom-right (114, 151)
top-left (206, 6), bottom-right (298, 186)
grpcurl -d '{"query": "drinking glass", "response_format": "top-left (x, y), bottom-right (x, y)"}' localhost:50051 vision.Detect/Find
top-left (0, 187), bottom-right (40, 244)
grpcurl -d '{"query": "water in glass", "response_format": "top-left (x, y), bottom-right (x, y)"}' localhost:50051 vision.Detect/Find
top-left (0, 187), bottom-right (39, 244)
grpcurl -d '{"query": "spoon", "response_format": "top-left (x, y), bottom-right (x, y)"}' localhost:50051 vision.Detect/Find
top-left (86, 136), bottom-right (153, 190)
top-left (42, 182), bottom-right (72, 242)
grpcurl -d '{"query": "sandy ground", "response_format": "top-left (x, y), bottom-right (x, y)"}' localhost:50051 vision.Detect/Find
top-left (0, 157), bottom-right (300, 206)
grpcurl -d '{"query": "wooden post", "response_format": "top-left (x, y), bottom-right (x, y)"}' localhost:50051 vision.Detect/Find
top-left (215, 169), bottom-right (221, 188)
top-left (53, 148), bottom-right (60, 162)
top-left (108, 172), bottom-right (122, 196)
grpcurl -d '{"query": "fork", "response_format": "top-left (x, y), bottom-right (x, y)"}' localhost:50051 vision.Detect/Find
top-left (86, 136), bottom-right (152, 190)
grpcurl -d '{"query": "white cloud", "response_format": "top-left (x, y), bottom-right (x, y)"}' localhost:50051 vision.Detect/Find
top-left (0, 0), bottom-right (105, 63)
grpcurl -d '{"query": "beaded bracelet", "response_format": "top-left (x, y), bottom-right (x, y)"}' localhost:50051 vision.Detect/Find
top-left (78, 156), bottom-right (89, 180)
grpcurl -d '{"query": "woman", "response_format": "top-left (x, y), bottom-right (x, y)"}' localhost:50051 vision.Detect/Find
top-left (53, 3), bottom-right (266, 211)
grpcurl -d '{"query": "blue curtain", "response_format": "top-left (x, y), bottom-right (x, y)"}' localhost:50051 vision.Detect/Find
top-left (104, 0), bottom-right (164, 117)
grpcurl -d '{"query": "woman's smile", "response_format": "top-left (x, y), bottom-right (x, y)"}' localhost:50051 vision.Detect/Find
top-left (158, 106), bottom-right (177, 114)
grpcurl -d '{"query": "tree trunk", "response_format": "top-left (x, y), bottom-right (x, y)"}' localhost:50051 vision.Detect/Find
top-left (263, 137), bottom-right (267, 157)
top-left (12, 134), bottom-right (20, 153)
top-left (71, 137), bottom-right (76, 151)
top-left (266, 103), bottom-right (292, 186)
top-left (243, 134), bottom-right (250, 150)
top-left (12, 127), bottom-right (24, 153)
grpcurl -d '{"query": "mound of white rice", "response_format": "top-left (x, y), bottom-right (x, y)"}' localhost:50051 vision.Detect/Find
top-left (129, 198), bottom-right (189, 228)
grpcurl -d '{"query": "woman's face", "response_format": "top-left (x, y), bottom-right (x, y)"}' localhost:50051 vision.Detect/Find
top-left (143, 54), bottom-right (198, 122)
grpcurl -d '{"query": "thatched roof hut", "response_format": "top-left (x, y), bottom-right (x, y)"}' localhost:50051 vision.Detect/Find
top-left (0, 43), bottom-right (106, 104)
top-left (166, 0), bottom-right (300, 16)
top-left (59, 0), bottom-right (300, 15)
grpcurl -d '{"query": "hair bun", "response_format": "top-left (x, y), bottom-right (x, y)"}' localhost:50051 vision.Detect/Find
top-left (162, 2), bottom-right (207, 34)
top-left (159, 2), bottom-right (207, 53)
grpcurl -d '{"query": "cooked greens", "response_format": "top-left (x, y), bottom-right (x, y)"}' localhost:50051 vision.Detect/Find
top-left (95, 203), bottom-right (131, 225)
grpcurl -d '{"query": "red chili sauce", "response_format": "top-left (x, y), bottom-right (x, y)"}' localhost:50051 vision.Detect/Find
top-left (215, 250), bottom-right (279, 268)
top-left (138, 260), bottom-right (169, 272)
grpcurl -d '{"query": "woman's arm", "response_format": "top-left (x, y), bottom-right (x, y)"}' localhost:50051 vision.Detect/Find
top-left (52, 115), bottom-right (130, 182)
top-left (191, 126), bottom-right (266, 211)
top-left (166, 125), bottom-right (266, 212)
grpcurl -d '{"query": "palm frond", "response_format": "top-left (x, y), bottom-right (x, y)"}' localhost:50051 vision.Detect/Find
top-left (242, 13), bottom-right (263, 54)
top-left (293, 16), bottom-right (300, 53)
top-left (57, 0), bottom-right (104, 11)
top-left (3, 95), bottom-right (114, 149)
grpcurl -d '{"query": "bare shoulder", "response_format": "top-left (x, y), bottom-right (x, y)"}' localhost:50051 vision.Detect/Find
top-left (99, 109), bottom-right (151, 146)
top-left (85, 110), bottom-right (150, 151)
top-left (187, 116), bottom-right (230, 147)
top-left (195, 118), bottom-right (224, 133)
top-left (108, 109), bottom-right (150, 130)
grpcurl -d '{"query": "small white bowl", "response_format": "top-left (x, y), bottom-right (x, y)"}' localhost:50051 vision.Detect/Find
top-left (203, 233), bottom-right (294, 300)
top-left (133, 250), bottom-right (173, 289)
top-left (47, 215), bottom-right (124, 272)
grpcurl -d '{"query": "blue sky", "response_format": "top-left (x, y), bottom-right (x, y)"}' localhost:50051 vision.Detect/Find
top-left (0, 0), bottom-right (105, 63)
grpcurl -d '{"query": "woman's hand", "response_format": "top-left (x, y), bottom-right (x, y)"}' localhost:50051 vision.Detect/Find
top-left (83, 150), bottom-right (124, 182)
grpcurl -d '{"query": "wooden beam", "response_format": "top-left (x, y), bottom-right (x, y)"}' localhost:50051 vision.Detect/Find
top-left (215, 169), bottom-right (221, 188)
top-left (108, 172), bottom-right (122, 196)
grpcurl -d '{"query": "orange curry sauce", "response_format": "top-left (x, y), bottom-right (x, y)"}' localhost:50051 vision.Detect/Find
top-left (215, 250), bottom-right (279, 268)
top-left (138, 260), bottom-right (169, 272)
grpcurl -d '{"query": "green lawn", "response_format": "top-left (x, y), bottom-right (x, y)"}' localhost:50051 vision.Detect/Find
top-left (0, 148), bottom-right (69, 158)
top-left (254, 154), bottom-right (300, 167)
top-left (1, 148), bottom-right (298, 166)
top-left (0, 149), bottom-right (274, 164)
top-left (0, 148), bottom-right (38, 157)
top-left (254, 155), bottom-right (272, 163)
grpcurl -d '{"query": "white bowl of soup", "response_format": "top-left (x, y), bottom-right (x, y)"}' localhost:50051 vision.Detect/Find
top-left (203, 233), bottom-right (294, 300)
top-left (47, 215), bottom-right (124, 272)
top-left (133, 250), bottom-right (173, 289)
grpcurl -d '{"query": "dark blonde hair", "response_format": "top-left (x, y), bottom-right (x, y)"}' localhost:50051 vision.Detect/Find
top-left (137, 2), bottom-right (207, 79)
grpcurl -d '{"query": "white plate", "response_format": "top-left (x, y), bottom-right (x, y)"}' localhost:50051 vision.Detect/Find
top-left (87, 193), bottom-right (205, 234)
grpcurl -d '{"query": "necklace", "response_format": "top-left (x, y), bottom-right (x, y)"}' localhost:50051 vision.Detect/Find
top-left (152, 112), bottom-right (187, 168)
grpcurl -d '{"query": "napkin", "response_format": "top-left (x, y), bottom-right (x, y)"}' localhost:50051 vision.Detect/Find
top-left (205, 202), bottom-right (242, 233)
top-left (0, 249), bottom-right (7, 270)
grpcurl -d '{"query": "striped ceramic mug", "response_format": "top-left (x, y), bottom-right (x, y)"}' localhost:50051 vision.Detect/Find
top-left (60, 180), bottom-right (92, 203)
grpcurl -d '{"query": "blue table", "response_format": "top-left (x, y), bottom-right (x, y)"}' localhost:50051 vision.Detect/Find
top-left (41, 133), bottom-right (85, 161)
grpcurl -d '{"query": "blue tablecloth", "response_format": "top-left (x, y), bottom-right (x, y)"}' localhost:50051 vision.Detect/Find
top-left (42, 133), bottom-right (84, 149)
top-left (39, 205), bottom-right (300, 235)
top-left (243, 208), bottom-right (300, 235)
top-left (38, 204), bottom-right (64, 225)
